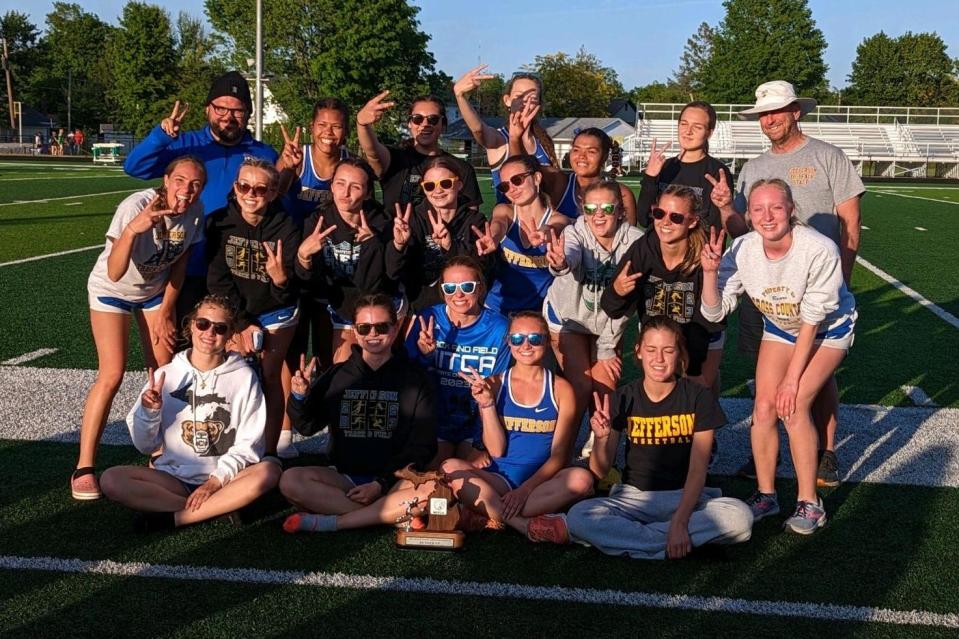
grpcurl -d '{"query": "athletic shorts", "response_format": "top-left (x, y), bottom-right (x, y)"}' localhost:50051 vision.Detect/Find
top-left (484, 459), bottom-right (540, 490)
top-left (258, 304), bottom-right (299, 331)
top-left (88, 291), bottom-right (164, 315)
top-left (707, 330), bottom-right (726, 351)
top-left (761, 315), bottom-right (856, 351)
top-left (328, 296), bottom-right (408, 331)
top-left (330, 466), bottom-right (376, 488)
top-left (543, 299), bottom-right (592, 336)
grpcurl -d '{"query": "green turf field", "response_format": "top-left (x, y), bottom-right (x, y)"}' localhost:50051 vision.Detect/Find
top-left (1, 160), bottom-right (958, 637)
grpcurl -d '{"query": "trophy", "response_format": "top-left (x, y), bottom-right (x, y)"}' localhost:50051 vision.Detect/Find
top-left (394, 464), bottom-right (465, 550)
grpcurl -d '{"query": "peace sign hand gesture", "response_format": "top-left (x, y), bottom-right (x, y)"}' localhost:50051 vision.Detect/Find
top-left (355, 211), bottom-right (375, 244)
top-left (507, 99), bottom-right (540, 142)
top-left (161, 100), bottom-right (189, 138)
top-left (644, 138), bottom-right (671, 178)
top-left (705, 168), bottom-right (732, 210)
top-left (416, 315), bottom-right (436, 356)
top-left (291, 354), bottom-right (317, 397)
top-left (457, 366), bottom-right (495, 406)
top-left (453, 64), bottom-right (496, 98)
top-left (590, 392), bottom-right (611, 439)
top-left (427, 209), bottom-right (451, 250)
top-left (142, 367), bottom-right (166, 411)
top-left (519, 216), bottom-right (548, 248)
top-left (472, 222), bottom-right (497, 256)
top-left (298, 216), bottom-right (337, 266)
top-left (279, 124), bottom-right (303, 172)
top-left (611, 260), bottom-right (644, 297)
top-left (128, 194), bottom-right (176, 234)
top-left (392, 203), bottom-right (412, 250)
top-left (262, 239), bottom-right (288, 287)
top-left (700, 227), bottom-right (726, 273)
top-left (357, 90), bottom-right (396, 127)
top-left (545, 227), bottom-right (567, 270)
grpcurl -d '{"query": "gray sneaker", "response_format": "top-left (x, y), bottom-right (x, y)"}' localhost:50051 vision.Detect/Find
top-left (784, 498), bottom-right (827, 535)
top-left (817, 450), bottom-right (840, 488)
top-left (744, 491), bottom-right (780, 521)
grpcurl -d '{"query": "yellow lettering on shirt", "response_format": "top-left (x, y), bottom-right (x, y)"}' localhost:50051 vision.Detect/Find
top-left (627, 413), bottom-right (696, 445)
top-left (503, 416), bottom-right (556, 433)
top-left (502, 246), bottom-right (548, 269)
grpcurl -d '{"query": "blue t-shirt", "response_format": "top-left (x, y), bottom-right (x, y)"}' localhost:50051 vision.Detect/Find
top-left (405, 304), bottom-right (511, 442)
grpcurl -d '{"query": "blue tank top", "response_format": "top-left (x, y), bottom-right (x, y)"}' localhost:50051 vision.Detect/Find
top-left (490, 127), bottom-right (553, 204)
top-left (485, 207), bottom-right (554, 314)
top-left (555, 173), bottom-right (580, 218)
top-left (488, 368), bottom-right (559, 486)
top-left (282, 145), bottom-right (349, 226)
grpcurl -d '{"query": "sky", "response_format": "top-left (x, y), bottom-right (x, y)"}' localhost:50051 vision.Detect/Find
top-left (15, 0), bottom-right (959, 91)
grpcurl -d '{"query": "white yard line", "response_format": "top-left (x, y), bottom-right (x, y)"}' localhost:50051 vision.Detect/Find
top-left (856, 256), bottom-right (959, 330)
top-left (867, 190), bottom-right (959, 206)
top-left (901, 385), bottom-right (937, 407)
top-left (0, 175), bottom-right (131, 182)
top-left (0, 189), bottom-right (138, 207)
top-left (0, 349), bottom-right (58, 366)
top-left (1, 555), bottom-right (956, 629)
top-left (0, 245), bottom-right (100, 267)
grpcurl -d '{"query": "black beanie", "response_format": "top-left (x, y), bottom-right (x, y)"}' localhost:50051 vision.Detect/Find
top-left (206, 71), bottom-right (253, 111)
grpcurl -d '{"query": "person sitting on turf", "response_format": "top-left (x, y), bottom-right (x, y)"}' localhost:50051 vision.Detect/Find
top-left (100, 295), bottom-right (281, 531)
top-left (73, 156), bottom-right (207, 501)
top-left (280, 293), bottom-right (439, 533)
top-left (701, 178), bottom-right (857, 535)
top-left (526, 316), bottom-right (754, 557)
top-left (442, 312), bottom-right (595, 539)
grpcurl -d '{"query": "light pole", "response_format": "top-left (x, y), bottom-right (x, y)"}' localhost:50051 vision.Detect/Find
top-left (254, 0), bottom-right (264, 140)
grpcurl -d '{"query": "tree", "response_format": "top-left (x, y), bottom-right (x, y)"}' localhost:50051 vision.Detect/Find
top-left (847, 31), bottom-right (958, 106)
top-left (172, 12), bottom-right (224, 132)
top-left (700, 0), bottom-right (828, 103)
top-left (203, 0), bottom-right (437, 139)
top-left (845, 32), bottom-right (905, 105)
top-left (472, 73), bottom-right (506, 116)
top-left (630, 81), bottom-right (688, 105)
top-left (0, 11), bottom-right (42, 121)
top-left (673, 22), bottom-right (714, 97)
top-left (106, 2), bottom-right (177, 136)
top-left (525, 48), bottom-right (624, 117)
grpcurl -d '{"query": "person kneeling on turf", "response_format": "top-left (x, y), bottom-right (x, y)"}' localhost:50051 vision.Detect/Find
top-left (280, 293), bottom-right (439, 533)
top-left (100, 295), bottom-right (281, 531)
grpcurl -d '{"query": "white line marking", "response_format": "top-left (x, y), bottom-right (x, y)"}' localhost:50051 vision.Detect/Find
top-left (869, 191), bottom-right (959, 206)
top-left (1, 555), bottom-right (956, 628)
top-left (0, 175), bottom-right (130, 182)
top-left (915, 226), bottom-right (928, 231)
top-left (0, 162), bottom-right (122, 169)
top-left (856, 256), bottom-right (959, 330)
top-left (64, 202), bottom-right (82, 206)
top-left (0, 349), bottom-right (58, 366)
top-left (0, 189), bottom-right (138, 207)
top-left (868, 186), bottom-right (959, 191)
top-left (0, 245), bottom-right (100, 267)
top-left (861, 225), bottom-right (870, 230)
top-left (901, 385), bottom-right (938, 407)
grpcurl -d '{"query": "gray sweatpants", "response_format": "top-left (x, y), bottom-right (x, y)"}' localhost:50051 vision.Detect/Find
top-left (566, 483), bottom-right (753, 560)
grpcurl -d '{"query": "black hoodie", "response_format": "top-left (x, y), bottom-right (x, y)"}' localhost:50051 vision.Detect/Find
top-left (206, 197), bottom-right (301, 325)
top-left (287, 347), bottom-right (437, 488)
top-left (384, 201), bottom-right (492, 310)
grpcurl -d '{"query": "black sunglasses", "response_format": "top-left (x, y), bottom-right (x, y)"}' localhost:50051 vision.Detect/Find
top-left (409, 114), bottom-right (442, 126)
top-left (354, 321), bottom-right (394, 336)
top-left (496, 171), bottom-right (534, 194)
top-left (651, 208), bottom-right (687, 225)
top-left (194, 317), bottom-right (230, 335)
top-left (235, 181), bottom-right (271, 197)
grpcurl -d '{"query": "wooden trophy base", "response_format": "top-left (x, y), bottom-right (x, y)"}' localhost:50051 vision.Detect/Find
top-left (396, 529), bottom-right (465, 551)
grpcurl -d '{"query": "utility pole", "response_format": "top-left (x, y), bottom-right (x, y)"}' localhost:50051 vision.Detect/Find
top-left (254, 0), bottom-right (263, 140)
top-left (2, 38), bottom-right (15, 129)
top-left (67, 69), bottom-right (72, 132)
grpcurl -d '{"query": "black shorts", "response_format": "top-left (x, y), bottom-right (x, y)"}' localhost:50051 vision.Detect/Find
top-left (737, 296), bottom-right (764, 363)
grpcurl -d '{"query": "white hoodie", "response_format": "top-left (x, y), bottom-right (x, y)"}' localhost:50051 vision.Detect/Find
top-left (126, 351), bottom-right (266, 485)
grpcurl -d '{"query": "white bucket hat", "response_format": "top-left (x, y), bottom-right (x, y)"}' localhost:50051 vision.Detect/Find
top-left (738, 81), bottom-right (817, 120)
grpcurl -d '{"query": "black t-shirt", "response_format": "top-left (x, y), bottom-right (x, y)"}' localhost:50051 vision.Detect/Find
top-left (611, 378), bottom-right (726, 491)
top-left (379, 146), bottom-right (482, 214)
top-left (636, 155), bottom-right (732, 232)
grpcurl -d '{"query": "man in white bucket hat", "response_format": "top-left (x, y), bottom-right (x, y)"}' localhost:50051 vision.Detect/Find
top-left (730, 80), bottom-right (864, 498)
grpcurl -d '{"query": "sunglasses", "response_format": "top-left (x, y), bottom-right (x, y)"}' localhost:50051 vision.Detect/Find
top-left (509, 332), bottom-right (546, 347)
top-left (421, 177), bottom-right (459, 193)
top-left (440, 280), bottom-right (478, 296)
top-left (409, 114), bottom-right (442, 126)
top-left (235, 181), bottom-right (271, 197)
top-left (194, 317), bottom-right (230, 335)
top-left (210, 103), bottom-right (247, 119)
top-left (651, 208), bottom-right (687, 225)
top-left (496, 171), bottom-right (534, 194)
top-left (354, 321), bottom-right (394, 336)
top-left (583, 202), bottom-right (617, 216)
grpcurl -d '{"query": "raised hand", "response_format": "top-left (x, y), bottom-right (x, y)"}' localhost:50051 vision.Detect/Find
top-left (705, 168), bottom-right (732, 210)
top-left (644, 138), bottom-right (671, 178)
top-left (128, 194), bottom-right (176, 234)
top-left (545, 227), bottom-right (567, 270)
top-left (393, 203), bottom-right (413, 250)
top-left (262, 239), bottom-right (287, 287)
top-left (453, 64), bottom-right (496, 98)
top-left (427, 208), bottom-right (451, 250)
top-left (472, 221), bottom-right (497, 256)
top-left (161, 100), bottom-right (189, 138)
top-left (590, 391), bottom-right (611, 439)
top-left (700, 227), bottom-right (726, 274)
top-left (298, 216), bottom-right (337, 264)
top-left (611, 260), bottom-right (644, 297)
top-left (279, 124), bottom-right (303, 172)
top-left (458, 366), bottom-right (495, 406)
top-left (507, 99), bottom-right (539, 141)
top-left (141, 367), bottom-right (166, 411)
top-left (357, 90), bottom-right (396, 127)
top-left (416, 315), bottom-right (436, 356)
top-left (291, 354), bottom-right (317, 397)
top-left (519, 216), bottom-right (548, 248)
top-left (355, 211), bottom-right (375, 244)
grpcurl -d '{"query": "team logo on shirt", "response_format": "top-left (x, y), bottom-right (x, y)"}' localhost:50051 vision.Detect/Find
top-left (502, 416), bottom-right (556, 433)
top-left (225, 237), bottom-right (270, 283)
top-left (583, 260), bottom-right (616, 311)
top-left (339, 389), bottom-right (399, 439)
top-left (754, 286), bottom-right (800, 323)
top-left (627, 413), bottom-right (695, 445)
top-left (645, 277), bottom-right (695, 323)
top-left (322, 239), bottom-right (362, 278)
top-left (502, 246), bottom-right (548, 269)
top-left (171, 383), bottom-right (237, 456)
top-left (788, 166), bottom-right (817, 186)
top-left (298, 187), bottom-right (333, 206)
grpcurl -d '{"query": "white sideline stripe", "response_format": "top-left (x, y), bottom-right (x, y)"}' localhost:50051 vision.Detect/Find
top-left (1, 349), bottom-right (58, 365)
top-left (64, 202), bottom-right (82, 206)
top-left (0, 175), bottom-right (130, 182)
top-left (0, 162), bottom-right (121, 169)
top-left (861, 225), bottom-right (870, 230)
top-left (856, 256), bottom-right (959, 330)
top-left (915, 227), bottom-right (928, 231)
top-left (901, 385), bottom-right (937, 407)
top-left (1, 555), bottom-right (956, 628)
top-left (868, 186), bottom-right (959, 191)
top-left (0, 245), bottom-right (100, 267)
top-left (868, 191), bottom-right (959, 206)
top-left (0, 189), bottom-right (138, 207)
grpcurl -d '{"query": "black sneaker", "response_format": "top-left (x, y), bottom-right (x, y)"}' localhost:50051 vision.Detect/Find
top-left (817, 449), bottom-right (840, 488)
top-left (736, 453), bottom-right (781, 480)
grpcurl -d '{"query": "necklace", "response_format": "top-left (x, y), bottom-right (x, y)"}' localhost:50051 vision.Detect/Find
top-left (196, 369), bottom-right (216, 389)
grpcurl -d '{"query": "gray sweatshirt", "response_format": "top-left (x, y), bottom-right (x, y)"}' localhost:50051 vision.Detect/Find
top-left (545, 216), bottom-right (644, 358)
top-left (701, 225), bottom-right (856, 337)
